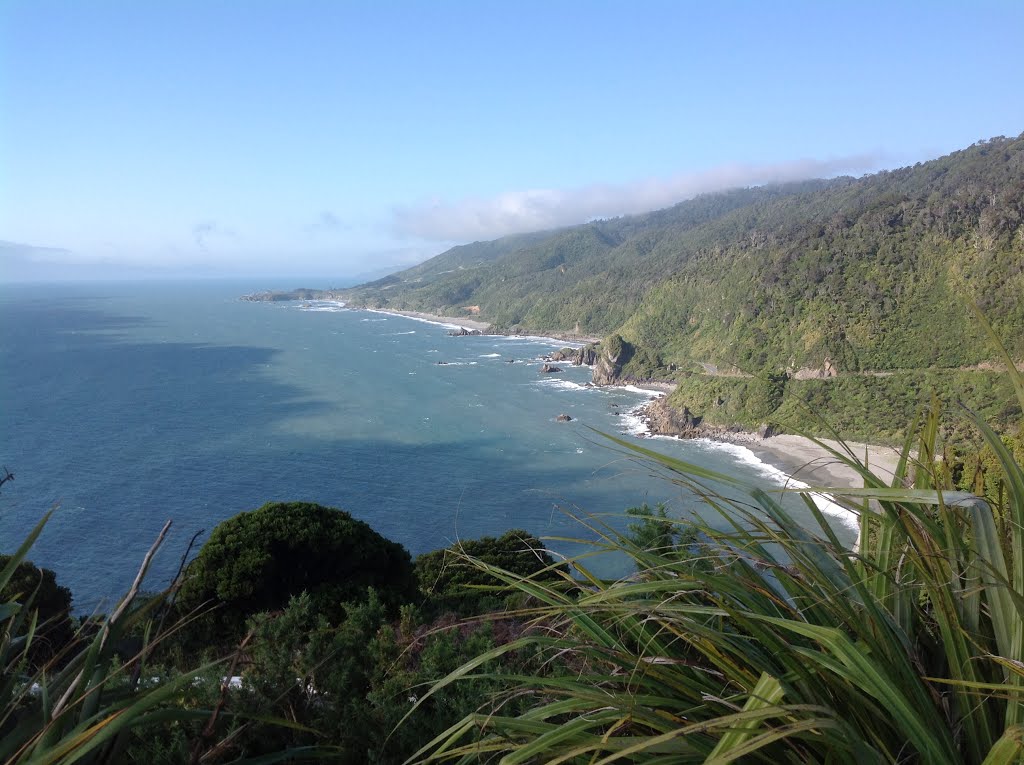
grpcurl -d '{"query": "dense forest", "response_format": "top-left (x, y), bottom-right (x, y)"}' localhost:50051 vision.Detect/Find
top-left (332, 134), bottom-right (1024, 444)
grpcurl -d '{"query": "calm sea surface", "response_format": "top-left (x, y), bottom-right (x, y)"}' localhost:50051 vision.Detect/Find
top-left (0, 281), bottom-right (855, 610)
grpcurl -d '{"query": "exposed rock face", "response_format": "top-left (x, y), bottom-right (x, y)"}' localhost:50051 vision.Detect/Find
top-left (539, 364), bottom-right (563, 374)
top-left (592, 347), bottom-right (623, 385)
top-left (791, 356), bottom-right (838, 380)
top-left (638, 397), bottom-right (772, 444)
top-left (546, 344), bottom-right (600, 366)
top-left (556, 413), bottom-right (573, 422)
top-left (641, 398), bottom-right (703, 436)
top-left (574, 344), bottom-right (599, 366)
top-left (448, 327), bottom-right (482, 336)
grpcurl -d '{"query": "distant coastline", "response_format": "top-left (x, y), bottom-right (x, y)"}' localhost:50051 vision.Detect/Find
top-left (245, 290), bottom-right (903, 495)
top-left (356, 304), bottom-right (905, 495)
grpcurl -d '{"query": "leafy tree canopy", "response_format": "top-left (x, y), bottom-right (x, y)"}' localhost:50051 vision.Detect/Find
top-left (0, 556), bottom-right (74, 667)
top-left (174, 501), bottom-right (416, 647)
top-left (415, 529), bottom-right (565, 615)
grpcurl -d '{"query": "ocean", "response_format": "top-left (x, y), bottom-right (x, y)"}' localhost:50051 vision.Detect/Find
top-left (0, 281), bottom-right (856, 611)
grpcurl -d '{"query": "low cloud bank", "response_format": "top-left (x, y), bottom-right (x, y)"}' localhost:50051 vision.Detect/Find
top-left (393, 154), bottom-right (882, 242)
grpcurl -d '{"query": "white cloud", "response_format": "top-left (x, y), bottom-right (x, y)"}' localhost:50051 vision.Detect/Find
top-left (392, 154), bottom-right (884, 241)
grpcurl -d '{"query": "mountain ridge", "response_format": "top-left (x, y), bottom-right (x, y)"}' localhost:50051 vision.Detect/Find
top-left (264, 135), bottom-right (1024, 444)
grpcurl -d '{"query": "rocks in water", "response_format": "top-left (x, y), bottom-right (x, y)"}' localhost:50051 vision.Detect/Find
top-left (436, 361), bottom-right (449, 365)
top-left (545, 344), bottom-right (599, 366)
top-left (574, 344), bottom-right (599, 366)
top-left (448, 327), bottom-right (482, 336)
top-left (539, 364), bottom-right (562, 374)
top-left (505, 358), bottom-right (515, 363)
top-left (555, 413), bottom-right (573, 422)
top-left (638, 397), bottom-right (761, 445)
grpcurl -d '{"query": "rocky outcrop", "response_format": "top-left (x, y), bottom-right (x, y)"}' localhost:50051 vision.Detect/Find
top-left (545, 343), bottom-right (600, 366)
top-left (448, 327), bottom-right (482, 336)
top-left (638, 397), bottom-right (774, 445)
top-left (593, 347), bottom-right (625, 385)
top-left (790, 356), bottom-right (838, 380)
top-left (555, 413), bottom-right (573, 422)
top-left (539, 364), bottom-right (562, 374)
top-left (574, 344), bottom-right (599, 366)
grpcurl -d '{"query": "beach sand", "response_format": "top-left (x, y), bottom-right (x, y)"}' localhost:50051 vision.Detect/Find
top-left (750, 434), bottom-right (905, 490)
top-left (367, 308), bottom-right (604, 344)
top-left (368, 309), bottom-right (493, 332)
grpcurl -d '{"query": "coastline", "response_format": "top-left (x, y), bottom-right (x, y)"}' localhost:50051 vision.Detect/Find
top-left (360, 306), bottom-right (603, 344)
top-left (338, 302), bottom-right (903, 494)
top-left (364, 308), bottom-right (493, 332)
top-left (748, 434), bottom-right (903, 491)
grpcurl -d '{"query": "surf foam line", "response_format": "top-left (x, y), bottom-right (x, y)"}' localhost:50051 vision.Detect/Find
top-left (363, 308), bottom-right (465, 330)
top-left (297, 300), bottom-right (348, 312)
top-left (621, 403), bottom-right (859, 534)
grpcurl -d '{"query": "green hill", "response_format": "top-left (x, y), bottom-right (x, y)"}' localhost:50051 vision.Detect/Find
top-left (340, 135), bottom-right (1024, 443)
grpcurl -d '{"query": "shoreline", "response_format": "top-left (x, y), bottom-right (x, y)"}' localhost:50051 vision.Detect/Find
top-left (748, 434), bottom-right (903, 491)
top-left (332, 303), bottom-right (902, 494)
top-left (363, 307), bottom-right (493, 332)
top-left (360, 306), bottom-right (602, 345)
top-left (369, 305), bottom-right (901, 492)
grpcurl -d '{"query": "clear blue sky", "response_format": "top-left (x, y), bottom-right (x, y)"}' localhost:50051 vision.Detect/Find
top-left (2, 0), bottom-right (1022, 280)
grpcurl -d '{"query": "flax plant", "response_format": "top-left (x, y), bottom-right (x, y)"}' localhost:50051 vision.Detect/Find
top-left (410, 338), bottom-right (1024, 762)
top-left (0, 515), bottom-right (318, 764)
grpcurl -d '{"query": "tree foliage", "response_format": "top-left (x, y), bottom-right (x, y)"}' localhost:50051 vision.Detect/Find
top-left (415, 529), bottom-right (565, 616)
top-left (174, 501), bottom-right (417, 648)
top-left (0, 555), bottom-right (74, 667)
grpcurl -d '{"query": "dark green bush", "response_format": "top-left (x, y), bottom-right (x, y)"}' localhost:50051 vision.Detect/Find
top-left (174, 501), bottom-right (417, 649)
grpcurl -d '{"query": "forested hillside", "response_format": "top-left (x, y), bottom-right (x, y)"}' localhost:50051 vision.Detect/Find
top-left (344, 135), bottom-right (1024, 375)
top-left (338, 136), bottom-right (1024, 444)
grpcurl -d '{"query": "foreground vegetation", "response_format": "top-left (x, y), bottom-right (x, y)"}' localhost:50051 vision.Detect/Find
top-left (5, 336), bottom-right (1024, 762)
top-left (409, 341), bottom-right (1024, 762)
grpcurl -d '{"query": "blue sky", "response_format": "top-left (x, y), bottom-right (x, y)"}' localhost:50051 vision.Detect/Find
top-left (2, 0), bottom-right (1022, 281)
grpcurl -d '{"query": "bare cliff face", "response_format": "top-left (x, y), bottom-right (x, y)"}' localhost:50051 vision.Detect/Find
top-left (592, 344), bottom-right (623, 386)
top-left (639, 396), bottom-right (774, 443)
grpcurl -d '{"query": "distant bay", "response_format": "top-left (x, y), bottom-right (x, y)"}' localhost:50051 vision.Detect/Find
top-left (0, 281), bottom-right (856, 610)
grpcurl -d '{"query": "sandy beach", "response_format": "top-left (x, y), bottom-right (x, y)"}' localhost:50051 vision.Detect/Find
top-left (366, 307), bottom-right (604, 344)
top-left (367, 308), bottom-right (493, 332)
top-left (750, 434), bottom-right (905, 490)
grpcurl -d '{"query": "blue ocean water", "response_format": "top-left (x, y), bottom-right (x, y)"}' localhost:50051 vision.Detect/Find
top-left (0, 281), bottom-right (856, 610)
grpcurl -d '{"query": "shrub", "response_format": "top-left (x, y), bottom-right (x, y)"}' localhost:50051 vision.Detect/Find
top-left (174, 501), bottom-right (417, 649)
top-left (0, 555), bottom-right (74, 668)
top-left (415, 529), bottom-right (564, 616)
